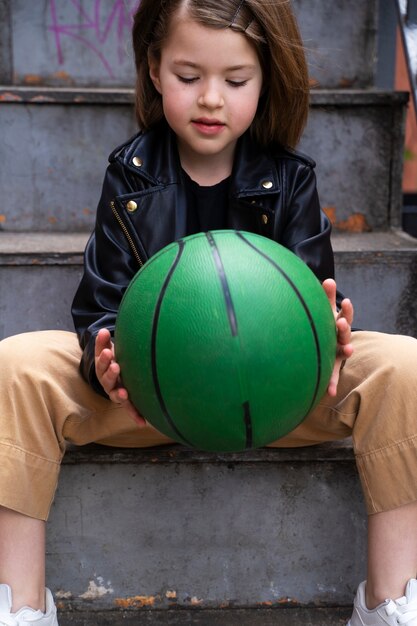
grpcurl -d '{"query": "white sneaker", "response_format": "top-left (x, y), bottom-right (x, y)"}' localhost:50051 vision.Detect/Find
top-left (0, 585), bottom-right (58, 626)
top-left (348, 579), bottom-right (417, 625)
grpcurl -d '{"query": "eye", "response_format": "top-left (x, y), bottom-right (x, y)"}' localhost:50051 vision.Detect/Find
top-left (227, 80), bottom-right (248, 88)
top-left (177, 75), bottom-right (198, 84)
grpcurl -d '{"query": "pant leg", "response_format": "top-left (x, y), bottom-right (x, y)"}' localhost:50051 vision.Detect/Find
top-left (269, 331), bottom-right (417, 514)
top-left (3, 329), bottom-right (415, 518)
top-left (0, 331), bottom-right (173, 521)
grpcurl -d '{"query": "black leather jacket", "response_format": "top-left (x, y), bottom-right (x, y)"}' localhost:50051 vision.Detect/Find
top-left (72, 120), bottom-right (337, 395)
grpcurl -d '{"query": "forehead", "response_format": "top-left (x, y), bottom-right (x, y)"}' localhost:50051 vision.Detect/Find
top-left (162, 15), bottom-right (260, 68)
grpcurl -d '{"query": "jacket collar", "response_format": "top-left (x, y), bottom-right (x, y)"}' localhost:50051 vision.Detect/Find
top-left (123, 120), bottom-right (280, 197)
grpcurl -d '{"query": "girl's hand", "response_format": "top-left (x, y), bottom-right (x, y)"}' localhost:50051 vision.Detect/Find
top-left (94, 328), bottom-right (147, 427)
top-left (322, 278), bottom-right (354, 397)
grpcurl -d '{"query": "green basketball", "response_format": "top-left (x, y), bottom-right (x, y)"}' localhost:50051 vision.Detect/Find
top-left (115, 230), bottom-right (336, 452)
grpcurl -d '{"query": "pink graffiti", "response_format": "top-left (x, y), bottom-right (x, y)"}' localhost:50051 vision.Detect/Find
top-left (48, 0), bottom-right (140, 78)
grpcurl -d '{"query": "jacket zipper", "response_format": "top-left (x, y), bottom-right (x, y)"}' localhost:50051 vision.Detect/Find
top-left (110, 200), bottom-right (144, 268)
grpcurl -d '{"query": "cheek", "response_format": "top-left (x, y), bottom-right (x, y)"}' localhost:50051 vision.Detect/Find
top-left (161, 99), bottom-right (187, 130)
top-left (231, 90), bottom-right (261, 128)
top-left (160, 84), bottom-right (193, 125)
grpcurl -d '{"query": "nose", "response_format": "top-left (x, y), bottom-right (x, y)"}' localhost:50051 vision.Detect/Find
top-left (197, 79), bottom-right (224, 109)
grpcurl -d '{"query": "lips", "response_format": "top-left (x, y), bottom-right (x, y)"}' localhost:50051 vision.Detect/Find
top-left (193, 118), bottom-right (224, 126)
top-left (191, 118), bottom-right (226, 135)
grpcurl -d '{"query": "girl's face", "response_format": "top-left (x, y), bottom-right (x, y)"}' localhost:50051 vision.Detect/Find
top-left (149, 14), bottom-right (263, 179)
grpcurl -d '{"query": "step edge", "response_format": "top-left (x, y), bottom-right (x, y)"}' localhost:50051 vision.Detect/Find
top-left (2, 231), bottom-right (417, 262)
top-left (0, 85), bottom-right (409, 106)
top-left (62, 441), bottom-right (355, 465)
top-left (54, 605), bottom-right (353, 626)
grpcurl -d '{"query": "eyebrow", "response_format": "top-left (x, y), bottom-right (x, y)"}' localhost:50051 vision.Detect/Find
top-left (172, 60), bottom-right (257, 71)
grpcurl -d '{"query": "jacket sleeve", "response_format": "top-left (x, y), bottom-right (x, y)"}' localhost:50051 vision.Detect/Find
top-left (71, 158), bottom-right (142, 396)
top-left (280, 160), bottom-right (345, 308)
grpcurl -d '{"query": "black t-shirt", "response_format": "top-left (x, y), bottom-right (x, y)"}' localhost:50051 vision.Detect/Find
top-left (183, 170), bottom-right (230, 234)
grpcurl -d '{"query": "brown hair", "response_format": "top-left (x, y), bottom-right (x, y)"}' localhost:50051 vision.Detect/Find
top-left (132, 0), bottom-right (309, 149)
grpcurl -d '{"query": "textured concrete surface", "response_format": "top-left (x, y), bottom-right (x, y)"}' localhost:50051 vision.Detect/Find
top-left (299, 93), bottom-right (407, 230)
top-left (332, 231), bottom-right (417, 337)
top-left (46, 444), bottom-right (365, 611)
top-left (0, 90), bottom-right (407, 232)
top-left (1, 0), bottom-right (377, 89)
top-left (0, 101), bottom-right (137, 232)
top-left (56, 606), bottom-right (352, 625)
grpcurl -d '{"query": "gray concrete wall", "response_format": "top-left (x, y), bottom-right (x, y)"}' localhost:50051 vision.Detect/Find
top-left (335, 235), bottom-right (417, 338)
top-left (0, 91), bottom-right (407, 232)
top-left (0, 265), bottom-right (82, 339)
top-left (0, 0), bottom-right (378, 89)
top-left (47, 446), bottom-right (366, 611)
top-left (0, 97), bottom-right (137, 232)
top-left (299, 92), bottom-right (407, 231)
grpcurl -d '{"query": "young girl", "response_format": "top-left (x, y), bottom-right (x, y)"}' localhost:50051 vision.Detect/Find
top-left (0, 1), bottom-right (417, 624)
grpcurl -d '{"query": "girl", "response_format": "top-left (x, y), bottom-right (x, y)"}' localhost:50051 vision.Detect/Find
top-left (0, 1), bottom-right (416, 625)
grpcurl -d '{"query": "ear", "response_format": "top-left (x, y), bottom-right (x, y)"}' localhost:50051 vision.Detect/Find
top-left (148, 53), bottom-right (162, 94)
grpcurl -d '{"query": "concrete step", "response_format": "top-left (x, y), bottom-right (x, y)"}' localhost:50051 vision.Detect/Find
top-left (56, 606), bottom-right (352, 625)
top-left (0, 232), bottom-right (84, 340)
top-left (0, 87), bottom-right (408, 232)
top-left (333, 230), bottom-right (417, 337)
top-left (1, 230), bottom-right (416, 340)
top-left (1, 0), bottom-right (378, 89)
top-left (299, 91), bottom-right (407, 231)
top-left (47, 441), bottom-right (362, 618)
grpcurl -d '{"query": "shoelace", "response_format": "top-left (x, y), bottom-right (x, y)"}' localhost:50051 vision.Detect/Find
top-left (385, 596), bottom-right (417, 624)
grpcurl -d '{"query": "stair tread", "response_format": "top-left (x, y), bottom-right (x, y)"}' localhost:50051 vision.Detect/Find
top-left (0, 231), bottom-right (88, 254)
top-left (63, 440), bottom-right (354, 465)
top-left (57, 606), bottom-right (352, 625)
top-left (1, 230), bottom-right (416, 258)
top-left (0, 85), bottom-right (409, 106)
top-left (332, 229), bottom-right (417, 251)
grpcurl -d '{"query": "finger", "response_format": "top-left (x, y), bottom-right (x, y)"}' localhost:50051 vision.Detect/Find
top-left (328, 342), bottom-right (354, 397)
top-left (336, 317), bottom-right (351, 344)
top-left (95, 328), bottom-right (112, 359)
top-left (99, 361), bottom-right (121, 395)
top-left (338, 342), bottom-right (354, 360)
top-left (107, 391), bottom-right (148, 428)
top-left (327, 363), bottom-right (340, 397)
top-left (322, 278), bottom-right (337, 312)
top-left (95, 348), bottom-right (116, 379)
top-left (108, 385), bottom-right (126, 404)
top-left (125, 401), bottom-right (148, 428)
top-left (338, 298), bottom-right (354, 326)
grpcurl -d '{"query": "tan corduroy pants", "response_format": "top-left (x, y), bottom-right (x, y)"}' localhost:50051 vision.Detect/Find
top-left (0, 329), bottom-right (417, 520)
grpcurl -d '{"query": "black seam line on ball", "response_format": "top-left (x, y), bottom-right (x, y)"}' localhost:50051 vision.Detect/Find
top-left (242, 401), bottom-right (253, 449)
top-left (206, 231), bottom-right (252, 445)
top-left (236, 232), bottom-right (322, 416)
top-left (151, 240), bottom-right (192, 447)
top-left (206, 231), bottom-right (238, 337)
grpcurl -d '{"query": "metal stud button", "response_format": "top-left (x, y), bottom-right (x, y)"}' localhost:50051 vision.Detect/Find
top-left (261, 180), bottom-right (273, 190)
top-left (261, 214), bottom-right (269, 225)
top-left (126, 200), bottom-right (138, 212)
top-left (132, 156), bottom-right (143, 167)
